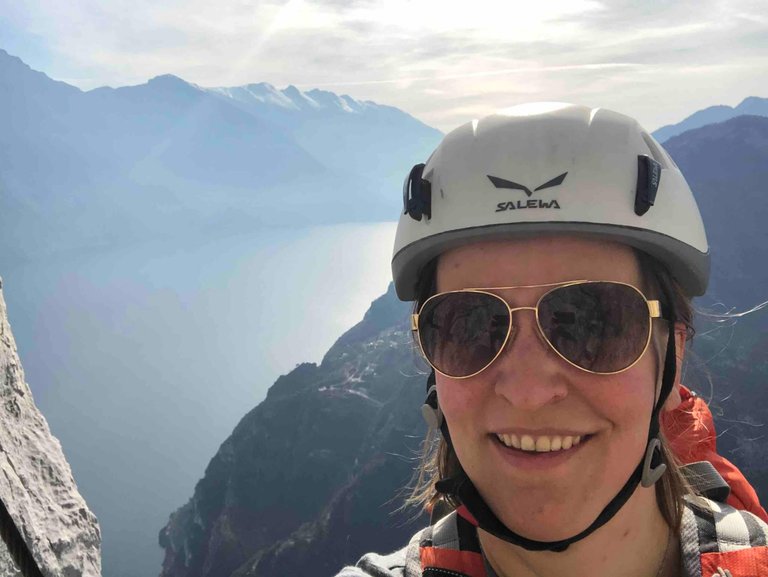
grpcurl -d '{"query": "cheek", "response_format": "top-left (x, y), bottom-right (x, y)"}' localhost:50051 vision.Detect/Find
top-left (436, 374), bottom-right (491, 478)
top-left (436, 375), bottom-right (486, 430)
top-left (596, 360), bottom-right (658, 445)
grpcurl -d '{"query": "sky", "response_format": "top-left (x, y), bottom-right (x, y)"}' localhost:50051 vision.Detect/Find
top-left (1, 0), bottom-right (767, 132)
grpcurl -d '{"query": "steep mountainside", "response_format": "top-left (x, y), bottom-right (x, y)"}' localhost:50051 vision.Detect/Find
top-left (0, 49), bottom-right (441, 267)
top-left (158, 114), bottom-right (768, 577)
top-left (663, 115), bottom-right (768, 482)
top-left (158, 285), bottom-right (427, 577)
top-left (664, 115), bottom-right (768, 308)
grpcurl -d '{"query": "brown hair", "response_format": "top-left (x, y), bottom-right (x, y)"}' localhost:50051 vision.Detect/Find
top-left (404, 247), bottom-right (696, 533)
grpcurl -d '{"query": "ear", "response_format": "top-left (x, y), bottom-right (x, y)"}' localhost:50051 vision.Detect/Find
top-left (663, 322), bottom-right (688, 412)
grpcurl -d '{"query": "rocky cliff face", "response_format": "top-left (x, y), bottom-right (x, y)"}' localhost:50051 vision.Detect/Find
top-left (159, 114), bottom-right (768, 577)
top-left (0, 279), bottom-right (101, 576)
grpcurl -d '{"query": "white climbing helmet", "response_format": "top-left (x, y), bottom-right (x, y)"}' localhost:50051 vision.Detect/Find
top-left (392, 102), bottom-right (709, 300)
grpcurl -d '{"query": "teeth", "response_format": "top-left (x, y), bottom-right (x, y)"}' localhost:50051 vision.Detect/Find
top-left (496, 433), bottom-right (586, 453)
top-left (535, 437), bottom-right (551, 452)
top-left (521, 435), bottom-right (535, 451)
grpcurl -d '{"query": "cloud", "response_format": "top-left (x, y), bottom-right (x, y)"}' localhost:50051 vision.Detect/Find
top-left (3, 0), bottom-right (767, 131)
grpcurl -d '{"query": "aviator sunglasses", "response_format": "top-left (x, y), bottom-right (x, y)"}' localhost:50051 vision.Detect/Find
top-left (412, 280), bottom-right (668, 379)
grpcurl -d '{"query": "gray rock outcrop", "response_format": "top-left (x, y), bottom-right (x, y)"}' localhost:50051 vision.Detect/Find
top-left (0, 277), bottom-right (101, 576)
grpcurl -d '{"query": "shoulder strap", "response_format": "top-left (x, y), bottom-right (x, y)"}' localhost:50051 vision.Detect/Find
top-left (404, 525), bottom-right (428, 577)
top-left (410, 511), bottom-right (486, 577)
top-left (681, 497), bottom-right (768, 577)
top-left (681, 461), bottom-right (731, 503)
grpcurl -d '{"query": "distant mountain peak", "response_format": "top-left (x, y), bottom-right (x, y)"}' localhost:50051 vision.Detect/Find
top-left (281, 84), bottom-right (322, 109)
top-left (147, 73), bottom-right (197, 89)
top-left (0, 48), bottom-right (81, 94)
top-left (652, 96), bottom-right (768, 142)
top-left (0, 47), bottom-right (25, 66)
top-left (0, 48), bottom-right (33, 77)
top-left (206, 83), bottom-right (298, 110)
top-left (207, 80), bottom-right (398, 118)
top-left (243, 81), bottom-right (280, 94)
top-left (737, 96), bottom-right (768, 114)
top-left (305, 88), bottom-right (365, 113)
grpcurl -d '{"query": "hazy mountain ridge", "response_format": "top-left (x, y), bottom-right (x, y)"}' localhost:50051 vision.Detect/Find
top-left (652, 96), bottom-right (768, 142)
top-left (663, 115), bottom-right (768, 308)
top-left (206, 83), bottom-right (440, 195)
top-left (0, 49), bottom-right (442, 268)
top-left (158, 114), bottom-right (768, 577)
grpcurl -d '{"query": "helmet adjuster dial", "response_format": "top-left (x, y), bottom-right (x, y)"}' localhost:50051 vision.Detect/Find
top-left (635, 155), bottom-right (663, 216)
top-left (403, 163), bottom-right (432, 221)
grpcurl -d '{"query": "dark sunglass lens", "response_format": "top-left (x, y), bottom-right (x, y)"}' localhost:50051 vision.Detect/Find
top-left (419, 292), bottom-right (509, 377)
top-left (538, 283), bottom-right (650, 373)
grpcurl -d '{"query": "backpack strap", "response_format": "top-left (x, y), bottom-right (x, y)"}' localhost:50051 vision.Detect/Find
top-left (681, 461), bottom-right (731, 503)
top-left (404, 525), bottom-right (427, 577)
top-left (681, 496), bottom-right (768, 577)
top-left (408, 511), bottom-right (486, 577)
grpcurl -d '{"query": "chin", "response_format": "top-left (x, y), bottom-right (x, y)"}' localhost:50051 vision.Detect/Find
top-left (482, 488), bottom-right (603, 543)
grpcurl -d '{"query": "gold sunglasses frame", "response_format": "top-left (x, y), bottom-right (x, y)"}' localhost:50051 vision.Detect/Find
top-left (411, 280), bottom-right (666, 379)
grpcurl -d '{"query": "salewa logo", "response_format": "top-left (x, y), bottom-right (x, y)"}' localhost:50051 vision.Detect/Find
top-left (487, 172), bottom-right (568, 197)
top-left (487, 172), bottom-right (566, 212)
top-left (495, 199), bottom-right (561, 211)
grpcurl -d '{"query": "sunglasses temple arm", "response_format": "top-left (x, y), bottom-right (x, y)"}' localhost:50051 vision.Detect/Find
top-left (655, 302), bottom-right (672, 323)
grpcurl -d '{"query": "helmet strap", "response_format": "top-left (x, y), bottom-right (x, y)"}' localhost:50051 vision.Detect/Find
top-left (425, 298), bottom-right (678, 553)
top-left (421, 373), bottom-right (443, 430)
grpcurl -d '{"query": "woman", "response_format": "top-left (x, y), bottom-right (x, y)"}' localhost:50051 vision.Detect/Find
top-left (337, 103), bottom-right (768, 577)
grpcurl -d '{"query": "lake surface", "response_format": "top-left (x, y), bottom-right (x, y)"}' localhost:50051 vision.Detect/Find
top-left (0, 222), bottom-right (397, 577)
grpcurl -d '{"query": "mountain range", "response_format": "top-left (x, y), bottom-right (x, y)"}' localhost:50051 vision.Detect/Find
top-left (158, 114), bottom-right (768, 577)
top-left (651, 96), bottom-right (768, 142)
top-left (0, 49), bottom-right (441, 267)
top-left (3, 46), bottom-right (767, 268)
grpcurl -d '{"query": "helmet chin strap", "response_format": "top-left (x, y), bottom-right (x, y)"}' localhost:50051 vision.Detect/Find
top-left (423, 300), bottom-right (677, 553)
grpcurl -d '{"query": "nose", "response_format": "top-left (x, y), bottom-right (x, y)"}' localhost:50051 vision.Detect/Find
top-left (489, 308), bottom-right (569, 411)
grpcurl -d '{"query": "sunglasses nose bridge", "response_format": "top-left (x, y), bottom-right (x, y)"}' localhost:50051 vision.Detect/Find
top-left (505, 305), bottom-right (538, 329)
top-left (501, 305), bottom-right (548, 354)
top-left (507, 305), bottom-right (537, 314)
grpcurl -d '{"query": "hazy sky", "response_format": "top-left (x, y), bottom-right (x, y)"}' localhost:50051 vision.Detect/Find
top-left (2, 0), bottom-right (767, 132)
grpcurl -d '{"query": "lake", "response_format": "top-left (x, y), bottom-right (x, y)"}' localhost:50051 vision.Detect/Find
top-left (0, 222), bottom-right (397, 577)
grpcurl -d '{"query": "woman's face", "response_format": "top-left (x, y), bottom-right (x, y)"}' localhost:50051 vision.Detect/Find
top-left (435, 235), bottom-right (660, 541)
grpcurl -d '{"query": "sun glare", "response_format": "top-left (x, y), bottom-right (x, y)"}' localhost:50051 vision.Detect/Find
top-left (498, 102), bottom-right (572, 117)
top-left (349, 0), bottom-right (602, 40)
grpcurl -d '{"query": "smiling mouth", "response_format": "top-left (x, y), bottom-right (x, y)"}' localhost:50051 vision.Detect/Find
top-left (494, 433), bottom-right (594, 453)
